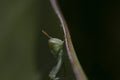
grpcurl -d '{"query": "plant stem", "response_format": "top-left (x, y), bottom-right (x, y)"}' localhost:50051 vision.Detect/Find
top-left (49, 0), bottom-right (88, 80)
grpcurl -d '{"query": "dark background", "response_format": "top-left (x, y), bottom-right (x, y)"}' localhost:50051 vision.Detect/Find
top-left (59, 0), bottom-right (120, 80)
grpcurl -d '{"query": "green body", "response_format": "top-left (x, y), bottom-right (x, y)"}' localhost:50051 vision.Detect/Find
top-left (48, 38), bottom-right (64, 80)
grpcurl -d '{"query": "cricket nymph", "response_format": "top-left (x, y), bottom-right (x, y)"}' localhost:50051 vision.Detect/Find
top-left (48, 38), bottom-right (64, 57)
top-left (42, 30), bottom-right (64, 80)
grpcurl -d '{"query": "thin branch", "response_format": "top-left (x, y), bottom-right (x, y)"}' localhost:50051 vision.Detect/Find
top-left (49, 0), bottom-right (88, 80)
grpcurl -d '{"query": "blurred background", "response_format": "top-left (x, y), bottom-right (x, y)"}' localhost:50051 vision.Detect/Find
top-left (0, 0), bottom-right (120, 80)
top-left (58, 0), bottom-right (120, 80)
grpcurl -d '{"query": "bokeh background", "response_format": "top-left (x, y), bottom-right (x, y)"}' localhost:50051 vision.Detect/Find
top-left (0, 0), bottom-right (120, 80)
top-left (59, 0), bottom-right (120, 80)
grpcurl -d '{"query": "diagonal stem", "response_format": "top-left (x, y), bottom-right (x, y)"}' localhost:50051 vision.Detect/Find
top-left (49, 0), bottom-right (88, 80)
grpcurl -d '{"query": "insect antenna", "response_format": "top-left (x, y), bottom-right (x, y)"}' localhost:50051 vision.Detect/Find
top-left (42, 30), bottom-right (52, 39)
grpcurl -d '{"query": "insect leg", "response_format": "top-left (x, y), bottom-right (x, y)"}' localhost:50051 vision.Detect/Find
top-left (49, 50), bottom-right (63, 80)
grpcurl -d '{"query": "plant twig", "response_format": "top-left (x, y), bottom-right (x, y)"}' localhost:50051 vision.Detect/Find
top-left (49, 0), bottom-right (88, 80)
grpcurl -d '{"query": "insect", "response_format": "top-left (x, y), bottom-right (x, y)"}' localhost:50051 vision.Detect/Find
top-left (42, 30), bottom-right (64, 80)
